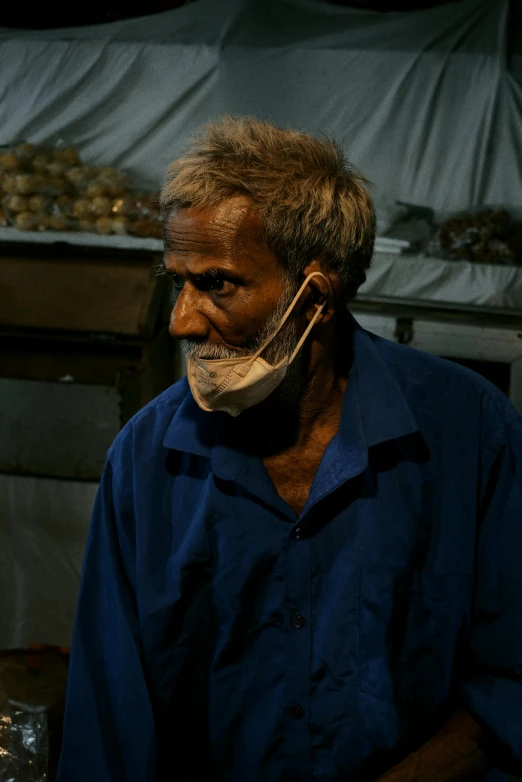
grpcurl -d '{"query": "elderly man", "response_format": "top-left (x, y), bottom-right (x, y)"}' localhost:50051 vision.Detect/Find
top-left (58, 117), bottom-right (522, 781)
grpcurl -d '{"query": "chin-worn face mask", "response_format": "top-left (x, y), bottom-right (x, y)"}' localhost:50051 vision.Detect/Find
top-left (187, 271), bottom-right (327, 417)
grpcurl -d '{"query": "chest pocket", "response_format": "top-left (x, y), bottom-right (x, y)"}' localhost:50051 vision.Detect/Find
top-left (359, 569), bottom-right (472, 703)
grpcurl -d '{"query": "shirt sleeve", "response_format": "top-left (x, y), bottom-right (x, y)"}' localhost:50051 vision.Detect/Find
top-left (57, 452), bottom-right (157, 782)
top-left (460, 403), bottom-right (522, 773)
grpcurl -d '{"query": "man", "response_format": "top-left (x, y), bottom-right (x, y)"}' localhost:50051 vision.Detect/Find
top-left (57, 117), bottom-right (522, 781)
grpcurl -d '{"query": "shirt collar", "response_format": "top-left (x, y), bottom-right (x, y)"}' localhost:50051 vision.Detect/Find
top-left (163, 380), bottom-right (247, 480)
top-left (299, 316), bottom-right (419, 513)
top-left (163, 378), bottom-right (216, 459)
top-left (163, 317), bottom-right (419, 479)
top-left (348, 314), bottom-right (419, 449)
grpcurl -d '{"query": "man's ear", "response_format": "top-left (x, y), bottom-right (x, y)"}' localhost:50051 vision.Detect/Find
top-left (301, 260), bottom-right (339, 325)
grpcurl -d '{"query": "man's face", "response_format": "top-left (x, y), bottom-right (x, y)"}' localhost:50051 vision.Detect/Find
top-left (163, 196), bottom-right (298, 364)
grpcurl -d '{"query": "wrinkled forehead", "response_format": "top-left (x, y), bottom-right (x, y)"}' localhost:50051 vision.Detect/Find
top-left (163, 196), bottom-right (264, 258)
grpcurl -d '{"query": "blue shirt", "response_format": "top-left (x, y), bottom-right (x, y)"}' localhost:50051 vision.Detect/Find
top-left (58, 318), bottom-right (522, 782)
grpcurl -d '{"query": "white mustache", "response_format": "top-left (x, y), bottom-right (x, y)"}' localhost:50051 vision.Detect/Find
top-left (181, 340), bottom-right (249, 360)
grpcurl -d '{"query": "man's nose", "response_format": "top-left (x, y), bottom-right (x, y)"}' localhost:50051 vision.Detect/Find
top-left (168, 285), bottom-right (208, 340)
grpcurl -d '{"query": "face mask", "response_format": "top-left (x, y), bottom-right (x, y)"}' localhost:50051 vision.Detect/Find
top-left (187, 271), bottom-right (327, 417)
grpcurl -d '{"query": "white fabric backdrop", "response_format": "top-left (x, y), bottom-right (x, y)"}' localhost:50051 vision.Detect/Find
top-left (0, 0), bottom-right (520, 211)
top-left (0, 475), bottom-right (97, 648)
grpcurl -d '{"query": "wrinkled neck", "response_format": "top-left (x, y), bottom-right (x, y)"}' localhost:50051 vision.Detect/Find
top-left (241, 313), bottom-right (352, 456)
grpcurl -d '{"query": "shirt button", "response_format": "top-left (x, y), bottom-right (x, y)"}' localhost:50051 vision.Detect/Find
top-left (292, 613), bottom-right (305, 629)
top-left (292, 527), bottom-right (302, 540)
top-left (290, 704), bottom-right (304, 719)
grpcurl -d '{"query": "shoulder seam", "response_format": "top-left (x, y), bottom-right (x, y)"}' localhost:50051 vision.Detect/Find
top-left (384, 357), bottom-right (518, 425)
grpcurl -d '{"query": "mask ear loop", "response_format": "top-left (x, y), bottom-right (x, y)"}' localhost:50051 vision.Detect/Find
top-left (288, 299), bottom-right (326, 363)
top-left (249, 271), bottom-right (327, 363)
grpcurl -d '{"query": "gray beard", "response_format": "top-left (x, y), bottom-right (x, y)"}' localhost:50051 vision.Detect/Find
top-left (180, 281), bottom-right (310, 409)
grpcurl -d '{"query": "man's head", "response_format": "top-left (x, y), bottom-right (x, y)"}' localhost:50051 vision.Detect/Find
top-left (161, 115), bottom-right (375, 304)
top-left (159, 116), bottom-right (375, 407)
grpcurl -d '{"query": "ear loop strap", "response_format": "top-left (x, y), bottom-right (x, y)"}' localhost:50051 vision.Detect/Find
top-left (289, 298), bottom-right (326, 363)
top-left (250, 271), bottom-right (327, 362)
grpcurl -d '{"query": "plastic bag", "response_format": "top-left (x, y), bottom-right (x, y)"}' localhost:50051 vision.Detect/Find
top-left (0, 702), bottom-right (48, 782)
top-left (427, 207), bottom-right (522, 266)
top-left (0, 648), bottom-right (69, 782)
top-left (0, 140), bottom-right (164, 238)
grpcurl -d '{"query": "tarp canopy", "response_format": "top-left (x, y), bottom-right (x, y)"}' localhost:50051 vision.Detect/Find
top-left (1, 0), bottom-right (521, 212)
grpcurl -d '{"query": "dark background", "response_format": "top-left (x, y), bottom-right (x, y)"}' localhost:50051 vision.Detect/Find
top-left (2, 0), bottom-right (463, 31)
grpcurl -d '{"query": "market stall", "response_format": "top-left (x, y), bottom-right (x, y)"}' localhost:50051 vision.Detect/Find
top-left (1, 3), bottom-right (522, 776)
top-left (1, 0), bottom-right (521, 652)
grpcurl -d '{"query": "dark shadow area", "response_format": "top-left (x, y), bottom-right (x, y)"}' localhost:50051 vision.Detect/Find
top-left (439, 356), bottom-right (511, 396)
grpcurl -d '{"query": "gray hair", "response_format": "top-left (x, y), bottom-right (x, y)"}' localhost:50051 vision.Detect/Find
top-left (160, 115), bottom-right (375, 301)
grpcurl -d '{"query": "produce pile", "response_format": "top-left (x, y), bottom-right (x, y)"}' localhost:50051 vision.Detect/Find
top-left (2, 144), bottom-right (522, 268)
top-left (0, 142), bottom-right (163, 239)
top-left (427, 208), bottom-right (522, 266)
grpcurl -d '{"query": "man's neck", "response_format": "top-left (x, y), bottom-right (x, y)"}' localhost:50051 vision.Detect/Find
top-left (292, 365), bottom-right (347, 443)
top-left (242, 319), bottom-right (351, 457)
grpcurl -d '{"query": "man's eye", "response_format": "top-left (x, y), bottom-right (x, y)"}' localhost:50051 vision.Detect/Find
top-left (167, 271), bottom-right (237, 298)
top-left (170, 274), bottom-right (184, 291)
top-left (205, 276), bottom-right (225, 292)
top-left (196, 273), bottom-right (234, 295)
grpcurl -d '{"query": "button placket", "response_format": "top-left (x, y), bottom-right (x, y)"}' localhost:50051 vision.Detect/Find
top-left (289, 703), bottom-right (304, 719)
top-left (283, 531), bottom-right (312, 779)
